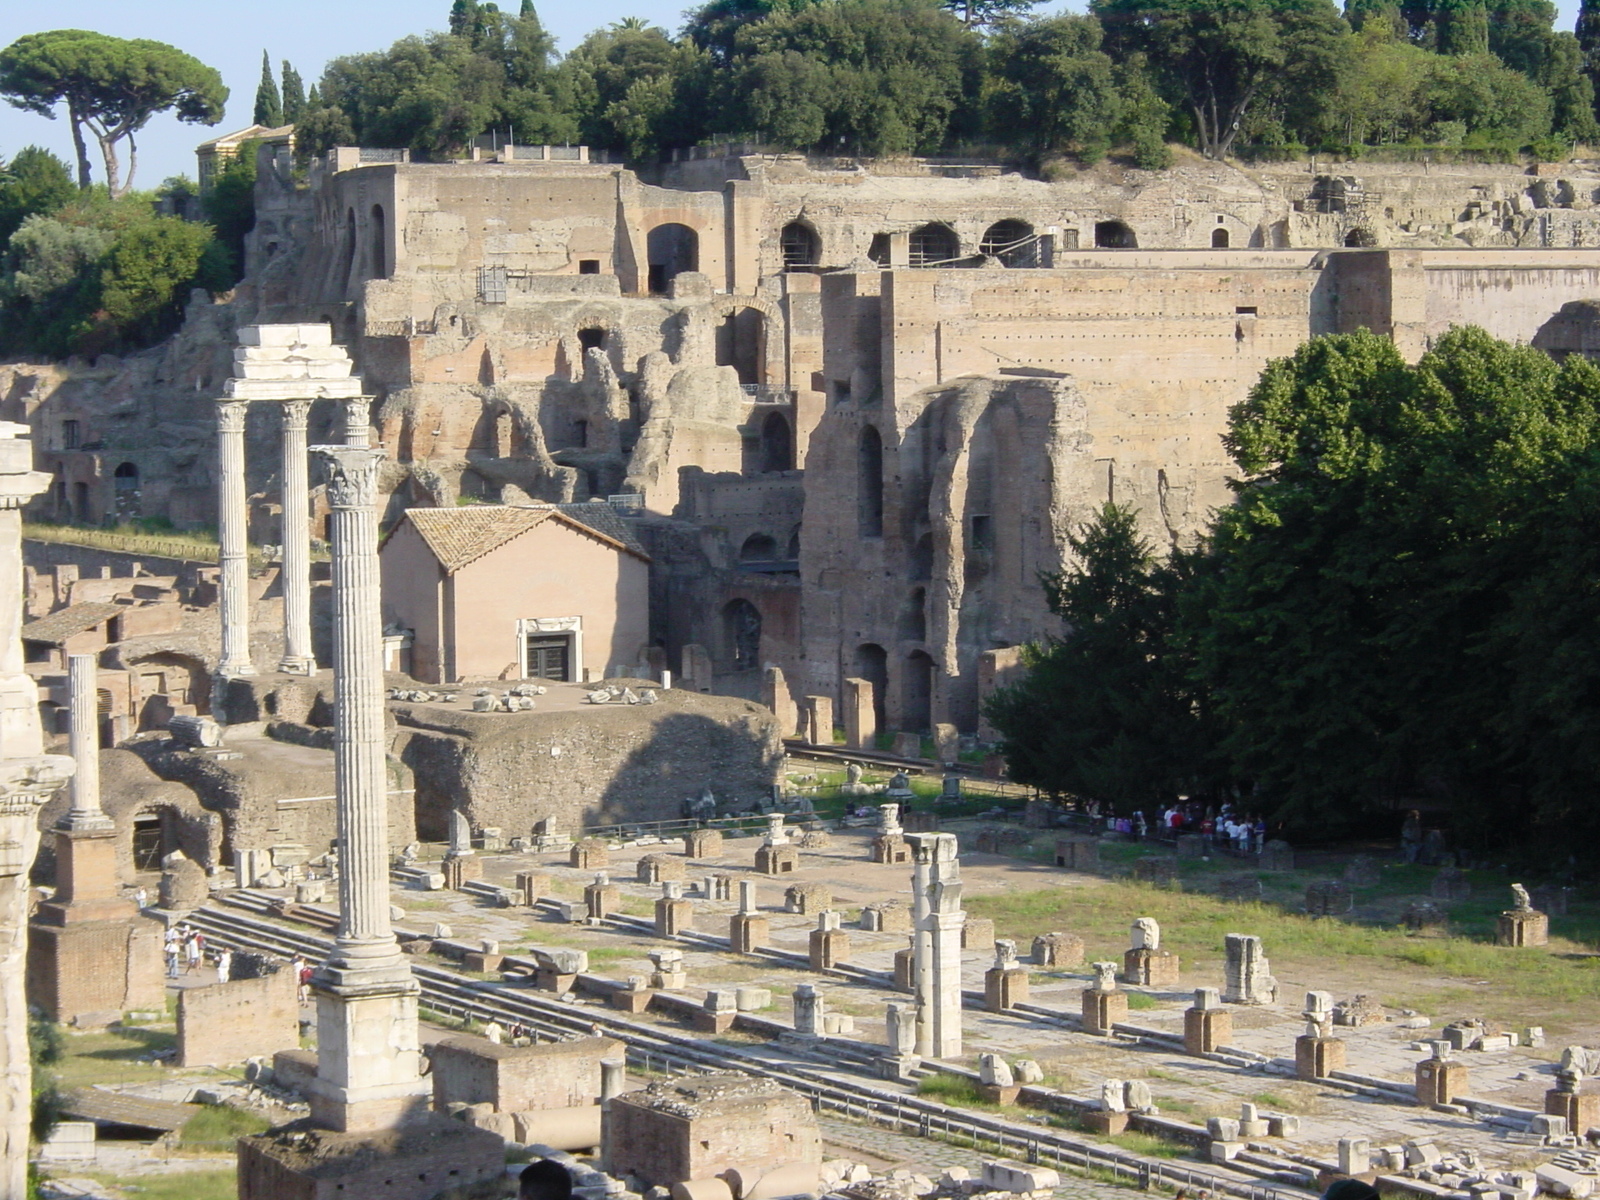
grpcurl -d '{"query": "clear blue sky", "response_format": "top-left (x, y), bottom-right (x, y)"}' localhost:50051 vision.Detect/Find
top-left (0, 1), bottom-right (1588, 188)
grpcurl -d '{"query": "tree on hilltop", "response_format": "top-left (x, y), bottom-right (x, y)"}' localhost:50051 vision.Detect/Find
top-left (254, 50), bottom-right (282, 126)
top-left (0, 30), bottom-right (226, 194)
top-left (0, 146), bottom-right (75, 245)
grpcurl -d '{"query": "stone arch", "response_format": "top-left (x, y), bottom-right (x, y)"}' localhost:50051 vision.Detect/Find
top-left (740, 533), bottom-right (778, 562)
top-left (721, 598), bottom-right (762, 671)
top-left (853, 642), bottom-right (889, 730)
top-left (1095, 220), bottom-right (1137, 249)
top-left (129, 650), bottom-right (212, 726)
top-left (370, 203), bottom-right (388, 279)
top-left (647, 223), bottom-right (699, 293)
top-left (980, 219), bottom-right (1037, 267)
top-left (780, 220), bottom-right (820, 270)
top-left (910, 223), bottom-right (960, 267)
top-left (715, 306), bottom-right (765, 386)
top-left (904, 649), bottom-right (936, 732)
top-left (760, 410), bottom-right (792, 473)
top-left (1211, 227), bottom-right (1230, 249)
top-left (858, 425), bottom-right (884, 537)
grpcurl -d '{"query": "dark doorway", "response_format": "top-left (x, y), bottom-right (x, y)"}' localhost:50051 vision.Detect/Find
top-left (853, 642), bottom-right (889, 730)
top-left (781, 221), bottom-right (820, 270)
top-left (131, 815), bottom-right (165, 872)
top-left (1095, 220), bottom-right (1137, 248)
top-left (526, 635), bottom-right (572, 681)
top-left (904, 650), bottom-right (935, 732)
top-left (1211, 227), bottom-right (1230, 248)
top-left (646, 223), bottom-right (699, 293)
top-left (858, 426), bottom-right (884, 537)
top-left (761, 411), bottom-right (792, 472)
top-left (910, 223), bottom-right (959, 267)
top-left (113, 462), bottom-right (140, 519)
top-left (723, 600), bottom-right (762, 671)
top-left (980, 220), bottom-right (1037, 267)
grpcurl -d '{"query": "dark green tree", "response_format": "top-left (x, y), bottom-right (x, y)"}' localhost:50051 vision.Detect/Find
top-left (1433, 0), bottom-right (1490, 54)
top-left (0, 31), bottom-right (227, 194)
top-left (253, 49), bottom-right (281, 126)
top-left (985, 503), bottom-right (1210, 812)
top-left (1092, 0), bottom-right (1351, 159)
top-left (561, 21), bottom-right (709, 158)
top-left (941, 0), bottom-right (1044, 29)
top-left (0, 145), bottom-right (74, 245)
top-left (281, 61), bottom-right (306, 124)
top-left (1346, 0), bottom-right (1409, 39)
top-left (1487, 0), bottom-right (1556, 74)
top-left (985, 15), bottom-right (1122, 160)
top-left (202, 140), bottom-right (256, 284)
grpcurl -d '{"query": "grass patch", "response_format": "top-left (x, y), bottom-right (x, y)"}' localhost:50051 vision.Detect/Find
top-left (1107, 1131), bottom-right (1193, 1159)
top-left (1124, 992), bottom-right (1159, 1011)
top-left (916, 1073), bottom-right (999, 1110)
top-left (82, 1169), bottom-right (239, 1199)
top-left (179, 1103), bottom-right (271, 1152)
top-left (53, 1028), bottom-right (177, 1089)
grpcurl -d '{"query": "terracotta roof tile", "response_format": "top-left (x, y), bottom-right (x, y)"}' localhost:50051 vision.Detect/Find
top-left (401, 506), bottom-right (551, 573)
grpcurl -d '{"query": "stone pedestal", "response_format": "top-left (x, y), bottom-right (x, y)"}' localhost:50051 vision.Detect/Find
top-left (441, 855), bottom-right (482, 889)
top-left (656, 898), bottom-right (694, 937)
top-left (570, 840), bottom-right (609, 869)
top-left (1053, 836), bottom-right (1099, 870)
top-left (1123, 946), bottom-right (1181, 987)
top-left (513, 871), bottom-right (547, 907)
top-left (802, 694), bottom-right (834, 745)
top-left (535, 967), bottom-right (578, 994)
top-left (984, 967), bottom-right (1029, 1012)
top-left (879, 1054), bottom-right (921, 1081)
top-left (755, 844), bottom-right (799, 874)
top-left (1496, 909), bottom-right (1549, 947)
top-left (461, 951), bottom-right (502, 975)
top-left (1184, 1007), bottom-right (1233, 1055)
top-left (977, 1083), bottom-right (1021, 1106)
top-left (683, 829), bottom-right (723, 859)
top-left (1295, 1035), bottom-right (1347, 1081)
top-left (1545, 1089), bottom-right (1600, 1135)
top-left (729, 913), bottom-right (768, 954)
top-left (809, 928), bottom-right (851, 970)
top-left (237, 1116), bottom-right (505, 1200)
top-left (610, 987), bottom-right (654, 1014)
top-left (1415, 1056), bottom-right (1470, 1107)
top-left (962, 918), bottom-right (995, 950)
top-left (893, 945), bottom-right (915, 990)
top-left (842, 676), bottom-right (876, 749)
top-left (1084, 1111), bottom-right (1130, 1135)
top-left (872, 832), bottom-right (910, 864)
top-left (585, 882), bottom-right (620, 921)
top-left (1082, 989), bottom-right (1128, 1035)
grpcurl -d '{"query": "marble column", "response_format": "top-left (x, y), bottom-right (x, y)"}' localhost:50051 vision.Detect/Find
top-left (0, 422), bottom-right (74, 1200)
top-left (342, 397), bottom-right (372, 449)
top-left (909, 832), bottom-right (964, 1059)
top-left (306, 443), bottom-right (427, 1133)
top-left (216, 400), bottom-right (256, 677)
top-left (277, 400), bottom-right (316, 675)
top-left (61, 655), bottom-right (109, 831)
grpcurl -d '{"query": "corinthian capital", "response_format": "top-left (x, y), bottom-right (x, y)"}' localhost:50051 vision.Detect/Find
top-left (281, 399), bottom-right (313, 433)
top-left (217, 400), bottom-right (248, 435)
top-left (312, 446), bottom-right (385, 510)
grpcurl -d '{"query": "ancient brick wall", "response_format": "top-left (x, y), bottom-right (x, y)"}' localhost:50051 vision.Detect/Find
top-left (177, 968), bottom-right (299, 1067)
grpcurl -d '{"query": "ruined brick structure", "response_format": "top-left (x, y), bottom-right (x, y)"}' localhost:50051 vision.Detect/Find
top-left (10, 146), bottom-right (1600, 734)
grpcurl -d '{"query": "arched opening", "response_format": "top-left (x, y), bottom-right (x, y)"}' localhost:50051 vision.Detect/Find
top-left (858, 426), bottom-right (884, 537)
top-left (910, 223), bottom-right (960, 267)
top-left (722, 599), bottom-right (762, 672)
top-left (900, 587), bottom-right (927, 642)
top-left (1345, 226), bottom-right (1376, 248)
top-left (112, 461), bottom-right (140, 520)
top-left (853, 643), bottom-right (889, 730)
top-left (493, 412), bottom-right (514, 457)
top-left (342, 208), bottom-right (357, 293)
top-left (904, 650), bottom-right (936, 733)
top-left (370, 204), bottom-right (387, 279)
top-left (740, 534), bottom-right (778, 562)
top-left (910, 533), bottom-right (934, 581)
top-left (867, 233), bottom-right (891, 266)
top-left (780, 221), bottom-right (820, 270)
top-left (577, 327), bottom-right (606, 353)
top-left (646, 223), bottom-right (699, 293)
top-left (980, 219), bottom-right (1037, 268)
top-left (1095, 220), bottom-right (1137, 249)
top-left (1211, 227), bottom-right (1230, 249)
top-left (760, 411), bottom-right (792, 473)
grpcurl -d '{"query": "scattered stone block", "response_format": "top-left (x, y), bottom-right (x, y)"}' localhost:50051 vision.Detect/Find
top-left (682, 829), bottom-right (724, 859)
top-left (1052, 836), bottom-right (1099, 871)
top-left (735, 987), bottom-right (771, 1012)
top-left (570, 840), bottom-right (609, 870)
top-left (754, 843), bottom-right (799, 875)
top-left (1333, 994), bottom-right (1385, 1027)
top-left (1305, 879), bottom-right (1353, 916)
top-left (785, 882), bottom-right (832, 914)
top-left (638, 854), bottom-right (686, 884)
top-left (961, 917), bottom-right (995, 950)
top-left (1032, 931), bottom-right (1084, 968)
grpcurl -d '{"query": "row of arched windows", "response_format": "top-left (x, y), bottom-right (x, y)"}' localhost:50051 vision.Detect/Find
top-left (780, 217), bottom-right (1146, 271)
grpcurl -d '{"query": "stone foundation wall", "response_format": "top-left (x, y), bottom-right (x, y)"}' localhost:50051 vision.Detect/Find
top-left (177, 968), bottom-right (299, 1068)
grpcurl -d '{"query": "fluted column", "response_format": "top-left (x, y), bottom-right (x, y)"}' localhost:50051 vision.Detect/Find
top-left (216, 400), bottom-right (256, 677)
top-left (314, 445), bottom-right (394, 965)
top-left (59, 655), bottom-right (109, 832)
top-left (0, 421), bottom-right (74, 1200)
top-left (277, 400), bottom-right (316, 674)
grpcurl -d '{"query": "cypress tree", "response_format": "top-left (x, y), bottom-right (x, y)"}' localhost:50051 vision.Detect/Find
top-left (1580, 0), bottom-right (1600, 65)
top-left (253, 49), bottom-right (282, 126)
top-left (281, 61), bottom-right (305, 124)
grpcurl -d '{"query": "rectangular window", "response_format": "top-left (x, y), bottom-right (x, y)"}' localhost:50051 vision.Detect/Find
top-left (62, 420), bottom-right (79, 449)
top-left (578, 259), bottom-right (601, 275)
top-left (834, 379), bottom-right (852, 405)
top-left (1236, 306), bottom-right (1258, 316)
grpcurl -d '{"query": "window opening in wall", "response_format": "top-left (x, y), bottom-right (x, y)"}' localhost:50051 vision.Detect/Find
top-left (1063, 228), bottom-right (1080, 249)
top-left (970, 513), bottom-right (992, 550)
top-left (646, 223), bottom-right (698, 293)
top-left (73, 481), bottom-right (89, 520)
top-left (980, 219), bottom-right (1037, 268)
top-left (62, 420), bottom-right (79, 449)
top-left (578, 328), bottom-right (605, 353)
top-left (132, 815), bottom-right (164, 872)
top-left (910, 223), bottom-right (959, 267)
top-left (867, 234), bottom-right (891, 265)
top-left (1212, 228), bottom-right (1230, 248)
top-left (370, 204), bottom-right (387, 279)
top-left (1095, 220), bottom-right (1137, 249)
top-left (904, 649), bottom-right (935, 732)
top-left (910, 533), bottom-right (934, 581)
top-left (1236, 306), bottom-right (1257, 316)
top-left (901, 587), bottom-right (927, 642)
top-left (722, 599), bottom-right (762, 671)
top-left (834, 379), bottom-right (853, 405)
top-left (740, 534), bottom-right (778, 562)
top-left (525, 634), bottom-right (572, 681)
top-left (574, 419), bottom-right (588, 449)
top-left (853, 642), bottom-right (888, 729)
top-left (113, 461), bottom-right (140, 519)
top-left (858, 426), bottom-right (884, 537)
top-left (760, 411), bottom-right (792, 472)
top-left (780, 221), bottom-right (820, 270)
top-left (342, 208), bottom-right (357, 292)
top-left (578, 259), bottom-right (600, 275)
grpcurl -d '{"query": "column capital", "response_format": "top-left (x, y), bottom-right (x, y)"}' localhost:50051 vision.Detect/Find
top-left (313, 446), bottom-right (385, 510)
top-left (281, 398), bottom-right (314, 431)
top-left (217, 399), bottom-right (248, 434)
top-left (341, 397), bottom-right (374, 448)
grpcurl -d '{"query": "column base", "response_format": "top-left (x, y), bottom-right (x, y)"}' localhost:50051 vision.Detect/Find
top-left (277, 655), bottom-right (318, 676)
top-left (218, 661), bottom-right (259, 678)
top-left (309, 967), bottom-right (430, 1133)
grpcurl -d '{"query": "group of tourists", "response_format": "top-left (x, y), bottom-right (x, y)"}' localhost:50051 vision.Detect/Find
top-left (1096, 802), bottom-right (1270, 853)
top-left (162, 925), bottom-right (234, 981)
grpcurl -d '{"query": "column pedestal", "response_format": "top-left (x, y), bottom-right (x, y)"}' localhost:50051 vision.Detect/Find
top-left (893, 945), bottom-right (915, 990)
top-left (1545, 1089), bottom-right (1600, 1134)
top-left (1184, 1007), bottom-right (1233, 1054)
top-left (1295, 1035), bottom-right (1347, 1081)
top-left (729, 913), bottom-right (768, 953)
top-left (1416, 1057), bottom-right (1470, 1107)
top-left (984, 967), bottom-right (1029, 1012)
top-left (656, 898), bottom-right (694, 936)
top-left (809, 928), bottom-right (851, 970)
top-left (1082, 988), bottom-right (1128, 1035)
top-left (1496, 909), bottom-right (1549, 946)
top-left (1124, 946), bottom-right (1181, 987)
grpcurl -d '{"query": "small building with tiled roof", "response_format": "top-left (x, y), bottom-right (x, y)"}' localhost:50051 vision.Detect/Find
top-left (379, 503), bottom-right (650, 684)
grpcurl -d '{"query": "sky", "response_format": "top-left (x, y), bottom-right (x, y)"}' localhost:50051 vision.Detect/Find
top-left (0, 0), bottom-right (1589, 188)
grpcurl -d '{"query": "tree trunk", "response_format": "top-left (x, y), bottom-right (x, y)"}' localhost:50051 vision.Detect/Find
top-left (66, 100), bottom-right (92, 189)
top-left (124, 131), bottom-right (138, 197)
top-left (94, 132), bottom-right (122, 199)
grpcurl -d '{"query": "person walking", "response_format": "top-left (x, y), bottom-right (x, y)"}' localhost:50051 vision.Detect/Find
top-left (184, 929), bottom-right (201, 975)
top-left (215, 947), bottom-right (232, 984)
